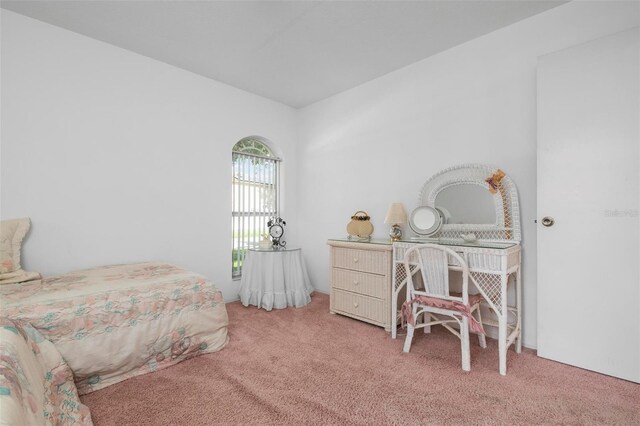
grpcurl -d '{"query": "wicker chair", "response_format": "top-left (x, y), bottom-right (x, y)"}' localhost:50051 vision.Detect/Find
top-left (402, 244), bottom-right (486, 371)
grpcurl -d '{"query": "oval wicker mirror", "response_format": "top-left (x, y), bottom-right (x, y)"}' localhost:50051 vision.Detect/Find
top-left (415, 164), bottom-right (521, 242)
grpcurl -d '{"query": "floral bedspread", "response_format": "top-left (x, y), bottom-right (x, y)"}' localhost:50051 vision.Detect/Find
top-left (0, 317), bottom-right (93, 425)
top-left (1, 262), bottom-right (229, 395)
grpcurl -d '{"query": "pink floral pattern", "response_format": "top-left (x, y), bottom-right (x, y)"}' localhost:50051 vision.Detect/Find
top-left (0, 318), bottom-right (93, 425)
top-left (2, 262), bottom-right (229, 394)
top-left (1, 258), bottom-right (15, 273)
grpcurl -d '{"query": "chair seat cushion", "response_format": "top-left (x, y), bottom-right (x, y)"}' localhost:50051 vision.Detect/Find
top-left (449, 292), bottom-right (484, 307)
top-left (402, 294), bottom-right (485, 334)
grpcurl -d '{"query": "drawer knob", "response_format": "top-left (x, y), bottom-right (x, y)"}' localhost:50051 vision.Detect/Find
top-left (353, 302), bottom-right (359, 308)
top-left (353, 258), bottom-right (359, 263)
top-left (353, 280), bottom-right (359, 285)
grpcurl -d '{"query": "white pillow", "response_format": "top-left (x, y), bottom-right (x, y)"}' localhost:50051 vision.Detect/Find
top-left (0, 218), bottom-right (31, 274)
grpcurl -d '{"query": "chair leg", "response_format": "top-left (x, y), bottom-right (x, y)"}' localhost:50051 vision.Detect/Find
top-left (403, 323), bottom-right (415, 353)
top-left (423, 313), bottom-right (432, 334)
top-left (403, 304), bottom-right (418, 353)
top-left (460, 317), bottom-right (471, 372)
top-left (475, 306), bottom-right (487, 349)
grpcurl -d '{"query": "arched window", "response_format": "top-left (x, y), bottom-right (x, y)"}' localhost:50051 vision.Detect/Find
top-left (231, 137), bottom-right (280, 277)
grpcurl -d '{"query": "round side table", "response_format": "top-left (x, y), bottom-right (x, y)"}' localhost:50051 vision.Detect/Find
top-left (238, 247), bottom-right (313, 310)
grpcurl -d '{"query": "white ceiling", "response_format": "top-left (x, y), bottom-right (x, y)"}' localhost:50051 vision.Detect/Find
top-left (2, 0), bottom-right (567, 108)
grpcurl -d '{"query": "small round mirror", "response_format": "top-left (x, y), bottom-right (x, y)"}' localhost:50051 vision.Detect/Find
top-left (409, 206), bottom-right (442, 236)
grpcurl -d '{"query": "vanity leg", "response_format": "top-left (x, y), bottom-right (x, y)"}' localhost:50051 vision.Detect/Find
top-left (516, 267), bottom-right (522, 354)
top-left (391, 261), bottom-right (398, 339)
top-left (499, 274), bottom-right (508, 376)
top-left (499, 319), bottom-right (507, 376)
top-left (391, 286), bottom-right (398, 339)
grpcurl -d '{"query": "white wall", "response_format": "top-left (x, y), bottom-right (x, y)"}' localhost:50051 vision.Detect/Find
top-left (296, 1), bottom-right (640, 348)
top-left (2, 2), bottom-right (639, 348)
top-left (0, 10), bottom-right (299, 302)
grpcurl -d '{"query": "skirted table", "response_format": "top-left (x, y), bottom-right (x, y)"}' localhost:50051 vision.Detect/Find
top-left (239, 247), bottom-right (313, 310)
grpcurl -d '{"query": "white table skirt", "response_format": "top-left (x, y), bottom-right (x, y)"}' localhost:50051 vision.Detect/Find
top-left (239, 248), bottom-right (313, 310)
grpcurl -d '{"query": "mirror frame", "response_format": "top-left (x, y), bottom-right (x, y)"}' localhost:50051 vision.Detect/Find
top-left (417, 164), bottom-right (521, 242)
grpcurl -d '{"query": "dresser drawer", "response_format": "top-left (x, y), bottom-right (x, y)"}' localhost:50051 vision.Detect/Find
top-left (332, 268), bottom-right (386, 299)
top-left (332, 247), bottom-right (388, 275)
top-left (331, 289), bottom-right (387, 324)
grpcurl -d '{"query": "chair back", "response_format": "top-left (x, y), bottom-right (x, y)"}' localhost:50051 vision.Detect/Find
top-left (403, 244), bottom-right (470, 303)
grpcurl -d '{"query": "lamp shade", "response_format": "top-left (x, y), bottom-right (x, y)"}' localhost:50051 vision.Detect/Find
top-left (384, 202), bottom-right (407, 225)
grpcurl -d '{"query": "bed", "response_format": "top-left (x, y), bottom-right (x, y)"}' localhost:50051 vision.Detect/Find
top-left (0, 317), bottom-right (93, 425)
top-left (1, 262), bottom-right (229, 395)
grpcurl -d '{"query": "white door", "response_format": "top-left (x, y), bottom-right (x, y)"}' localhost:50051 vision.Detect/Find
top-left (537, 28), bottom-right (639, 383)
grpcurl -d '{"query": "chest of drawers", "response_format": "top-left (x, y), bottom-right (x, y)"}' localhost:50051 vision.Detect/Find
top-left (327, 240), bottom-right (392, 331)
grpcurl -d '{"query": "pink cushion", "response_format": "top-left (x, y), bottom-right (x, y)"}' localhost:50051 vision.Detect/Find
top-left (449, 292), bottom-right (483, 307)
top-left (402, 294), bottom-right (485, 334)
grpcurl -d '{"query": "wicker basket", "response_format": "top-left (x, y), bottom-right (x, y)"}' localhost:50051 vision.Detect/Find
top-left (347, 211), bottom-right (374, 238)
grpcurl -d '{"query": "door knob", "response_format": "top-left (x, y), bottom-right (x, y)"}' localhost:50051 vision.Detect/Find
top-left (541, 216), bottom-right (555, 227)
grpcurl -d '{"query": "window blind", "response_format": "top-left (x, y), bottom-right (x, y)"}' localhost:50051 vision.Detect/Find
top-left (231, 151), bottom-right (280, 277)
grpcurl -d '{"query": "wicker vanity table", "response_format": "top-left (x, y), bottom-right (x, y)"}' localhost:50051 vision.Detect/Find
top-left (392, 239), bottom-right (521, 376)
top-left (329, 164), bottom-right (524, 375)
top-left (403, 164), bottom-right (524, 375)
top-left (328, 237), bottom-right (522, 375)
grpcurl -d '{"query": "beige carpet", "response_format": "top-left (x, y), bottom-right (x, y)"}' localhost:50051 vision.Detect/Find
top-left (81, 293), bottom-right (639, 425)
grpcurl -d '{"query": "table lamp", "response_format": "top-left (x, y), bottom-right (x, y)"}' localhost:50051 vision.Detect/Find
top-left (384, 202), bottom-right (407, 241)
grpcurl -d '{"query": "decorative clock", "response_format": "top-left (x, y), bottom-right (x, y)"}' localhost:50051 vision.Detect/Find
top-left (267, 217), bottom-right (287, 248)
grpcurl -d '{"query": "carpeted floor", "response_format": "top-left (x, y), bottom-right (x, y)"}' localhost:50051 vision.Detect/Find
top-left (81, 293), bottom-right (639, 425)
